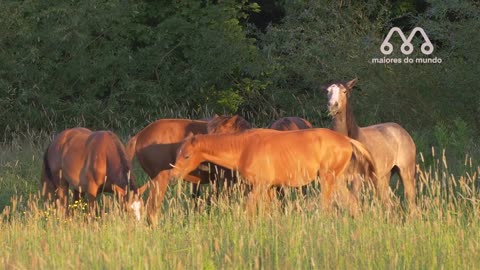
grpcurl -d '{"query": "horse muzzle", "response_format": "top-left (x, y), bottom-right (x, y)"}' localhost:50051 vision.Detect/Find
top-left (328, 107), bottom-right (339, 117)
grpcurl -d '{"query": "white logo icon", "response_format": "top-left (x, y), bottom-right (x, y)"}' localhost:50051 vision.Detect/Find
top-left (381, 27), bottom-right (434, 55)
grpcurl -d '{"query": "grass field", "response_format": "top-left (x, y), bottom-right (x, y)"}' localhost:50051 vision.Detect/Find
top-left (1, 132), bottom-right (480, 269)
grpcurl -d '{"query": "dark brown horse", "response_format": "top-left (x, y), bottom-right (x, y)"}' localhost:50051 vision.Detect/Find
top-left (41, 128), bottom-right (147, 219)
top-left (126, 115), bottom-right (251, 224)
top-left (268, 117), bottom-right (313, 131)
top-left (170, 129), bottom-right (377, 216)
top-left (323, 78), bottom-right (416, 207)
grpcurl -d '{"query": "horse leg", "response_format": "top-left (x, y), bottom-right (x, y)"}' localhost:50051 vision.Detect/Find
top-left (87, 182), bottom-right (99, 218)
top-left (55, 172), bottom-right (69, 216)
top-left (398, 165), bottom-right (416, 208)
top-left (350, 176), bottom-right (362, 204)
top-left (246, 184), bottom-right (269, 215)
top-left (376, 172), bottom-right (393, 209)
top-left (73, 190), bottom-right (83, 202)
top-left (41, 175), bottom-right (56, 203)
top-left (319, 172), bottom-right (336, 212)
top-left (339, 177), bottom-right (360, 217)
top-left (191, 183), bottom-right (201, 199)
top-left (146, 170), bottom-right (170, 226)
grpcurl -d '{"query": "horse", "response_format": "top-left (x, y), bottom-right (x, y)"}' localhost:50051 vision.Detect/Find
top-left (268, 117), bottom-right (313, 131)
top-left (41, 128), bottom-right (147, 220)
top-left (170, 128), bottom-right (377, 216)
top-left (269, 116), bottom-right (314, 197)
top-left (126, 115), bottom-right (251, 224)
top-left (323, 78), bottom-right (416, 207)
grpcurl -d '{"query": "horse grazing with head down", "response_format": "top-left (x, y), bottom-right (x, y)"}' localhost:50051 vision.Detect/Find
top-left (268, 117), bottom-right (313, 131)
top-left (126, 115), bottom-right (251, 224)
top-left (41, 128), bottom-right (147, 220)
top-left (323, 78), bottom-right (416, 207)
top-left (170, 128), bottom-right (377, 216)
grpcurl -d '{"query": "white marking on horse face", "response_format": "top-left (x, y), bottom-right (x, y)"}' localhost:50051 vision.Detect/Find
top-left (130, 201), bottom-right (142, 221)
top-left (327, 84), bottom-right (341, 106)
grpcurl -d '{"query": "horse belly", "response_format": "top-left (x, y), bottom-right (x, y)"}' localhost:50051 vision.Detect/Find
top-left (272, 167), bottom-right (317, 187)
top-left (247, 159), bottom-right (317, 187)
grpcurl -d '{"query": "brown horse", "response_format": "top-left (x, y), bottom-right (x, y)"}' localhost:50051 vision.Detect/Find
top-left (269, 116), bottom-right (314, 196)
top-left (268, 117), bottom-right (313, 131)
top-left (170, 129), bottom-right (377, 216)
top-left (41, 128), bottom-right (147, 219)
top-left (323, 78), bottom-right (416, 207)
top-left (126, 115), bottom-right (251, 224)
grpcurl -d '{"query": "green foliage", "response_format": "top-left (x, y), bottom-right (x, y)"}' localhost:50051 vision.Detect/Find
top-left (1, 0), bottom-right (479, 158)
top-left (0, 0), bottom-right (265, 132)
top-left (258, 0), bottom-right (479, 133)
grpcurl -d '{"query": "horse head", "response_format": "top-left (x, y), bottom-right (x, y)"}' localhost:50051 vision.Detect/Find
top-left (170, 135), bottom-right (203, 181)
top-left (111, 170), bottom-right (149, 221)
top-left (323, 78), bottom-right (358, 116)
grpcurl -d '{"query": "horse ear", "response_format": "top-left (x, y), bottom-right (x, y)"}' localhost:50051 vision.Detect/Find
top-left (112, 184), bottom-right (126, 197)
top-left (213, 114), bottom-right (219, 119)
top-left (345, 78), bottom-right (358, 89)
top-left (136, 181), bottom-right (150, 195)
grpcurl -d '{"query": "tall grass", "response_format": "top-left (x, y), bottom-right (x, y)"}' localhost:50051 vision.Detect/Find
top-left (1, 129), bottom-right (480, 269)
top-left (1, 106), bottom-right (479, 269)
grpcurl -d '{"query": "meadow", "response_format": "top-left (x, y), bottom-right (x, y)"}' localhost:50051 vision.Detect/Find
top-left (1, 114), bottom-right (479, 269)
top-left (1, 1), bottom-right (478, 268)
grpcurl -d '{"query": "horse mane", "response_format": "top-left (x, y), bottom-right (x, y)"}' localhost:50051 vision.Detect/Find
top-left (207, 115), bottom-right (252, 134)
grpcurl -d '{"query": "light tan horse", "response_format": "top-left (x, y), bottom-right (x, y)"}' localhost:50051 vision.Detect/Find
top-left (126, 115), bottom-right (251, 224)
top-left (323, 78), bottom-right (416, 207)
top-left (268, 117), bottom-right (313, 131)
top-left (41, 128), bottom-right (147, 219)
top-left (170, 129), bottom-right (377, 216)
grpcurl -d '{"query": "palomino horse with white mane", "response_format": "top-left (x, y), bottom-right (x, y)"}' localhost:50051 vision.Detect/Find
top-left (126, 115), bottom-right (251, 224)
top-left (323, 78), bottom-right (416, 207)
top-left (170, 128), bottom-right (377, 216)
top-left (41, 128), bottom-right (147, 220)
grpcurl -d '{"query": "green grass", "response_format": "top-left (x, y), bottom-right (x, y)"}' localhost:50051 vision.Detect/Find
top-left (1, 131), bottom-right (480, 269)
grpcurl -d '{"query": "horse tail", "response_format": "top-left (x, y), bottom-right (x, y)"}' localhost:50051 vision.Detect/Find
top-left (40, 145), bottom-right (55, 198)
top-left (126, 134), bottom-right (138, 163)
top-left (348, 139), bottom-right (377, 185)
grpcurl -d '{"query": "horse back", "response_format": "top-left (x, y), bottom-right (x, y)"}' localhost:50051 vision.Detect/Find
top-left (83, 131), bottom-right (131, 191)
top-left (240, 128), bottom-right (352, 185)
top-left (359, 122), bottom-right (416, 174)
top-left (136, 119), bottom-right (208, 149)
top-left (269, 117), bottom-right (313, 131)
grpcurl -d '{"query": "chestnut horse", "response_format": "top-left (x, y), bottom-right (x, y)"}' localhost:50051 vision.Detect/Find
top-left (323, 78), bottom-right (416, 207)
top-left (268, 117), bottom-right (313, 131)
top-left (170, 129), bottom-right (377, 216)
top-left (41, 128), bottom-right (147, 219)
top-left (126, 115), bottom-right (251, 224)
top-left (269, 116), bottom-right (314, 196)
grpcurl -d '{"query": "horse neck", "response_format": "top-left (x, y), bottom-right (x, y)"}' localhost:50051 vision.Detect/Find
top-left (197, 134), bottom-right (244, 170)
top-left (333, 99), bottom-right (360, 138)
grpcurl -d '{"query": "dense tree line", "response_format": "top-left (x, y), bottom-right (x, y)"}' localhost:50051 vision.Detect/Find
top-left (1, 0), bottom-right (479, 150)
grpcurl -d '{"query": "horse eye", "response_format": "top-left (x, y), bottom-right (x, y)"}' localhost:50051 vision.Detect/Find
top-left (184, 154), bottom-right (190, 159)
